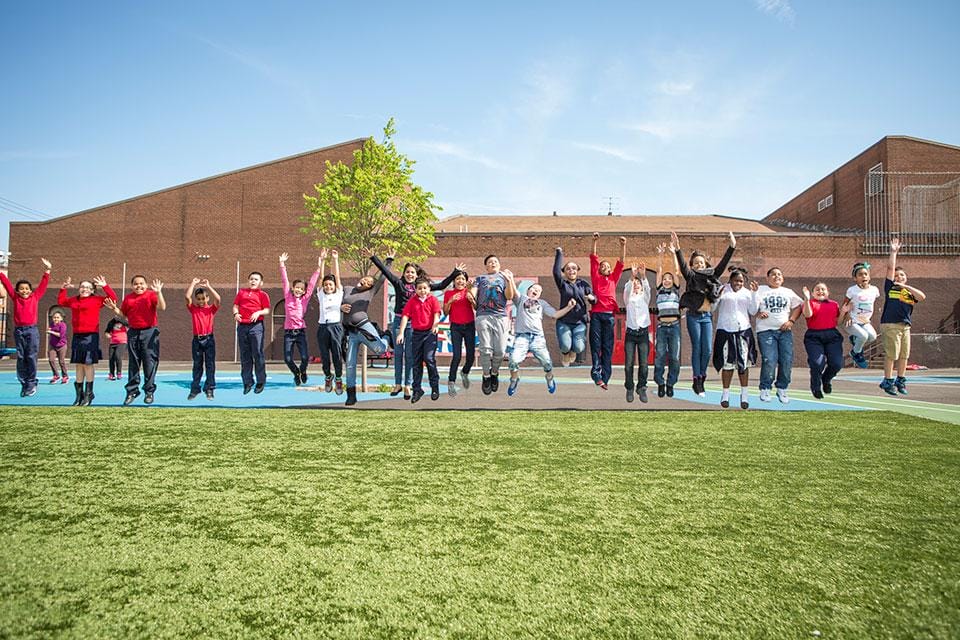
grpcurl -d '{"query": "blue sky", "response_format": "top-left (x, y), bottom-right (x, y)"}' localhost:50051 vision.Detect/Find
top-left (2, 0), bottom-right (959, 250)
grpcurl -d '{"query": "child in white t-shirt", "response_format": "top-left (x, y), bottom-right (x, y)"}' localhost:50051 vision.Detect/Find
top-left (753, 267), bottom-right (803, 403)
top-left (841, 262), bottom-right (881, 369)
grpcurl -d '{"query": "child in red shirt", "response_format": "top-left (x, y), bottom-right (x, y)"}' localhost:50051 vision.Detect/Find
top-left (57, 275), bottom-right (118, 406)
top-left (233, 271), bottom-right (271, 394)
top-left (588, 233), bottom-right (626, 389)
top-left (104, 316), bottom-right (128, 380)
top-left (398, 278), bottom-right (442, 403)
top-left (0, 257), bottom-right (51, 397)
top-left (106, 275), bottom-right (166, 405)
top-left (442, 269), bottom-right (475, 397)
top-left (802, 282), bottom-right (851, 399)
top-left (186, 278), bottom-right (221, 400)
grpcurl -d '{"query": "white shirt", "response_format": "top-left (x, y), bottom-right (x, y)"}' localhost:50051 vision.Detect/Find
top-left (317, 288), bottom-right (344, 324)
top-left (623, 277), bottom-right (651, 330)
top-left (754, 285), bottom-right (802, 333)
top-left (715, 284), bottom-right (755, 332)
top-left (845, 284), bottom-right (881, 324)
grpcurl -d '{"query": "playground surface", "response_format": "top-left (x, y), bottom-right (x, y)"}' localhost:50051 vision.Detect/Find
top-left (2, 361), bottom-right (958, 424)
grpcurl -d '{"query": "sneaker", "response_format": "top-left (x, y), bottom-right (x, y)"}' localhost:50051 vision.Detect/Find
top-left (123, 391), bottom-right (140, 406)
top-left (740, 399), bottom-right (750, 410)
top-left (460, 372), bottom-right (471, 389)
top-left (692, 379), bottom-right (699, 394)
top-left (507, 378), bottom-right (519, 396)
top-left (254, 382), bottom-right (265, 394)
top-left (187, 392), bottom-right (199, 400)
top-left (490, 375), bottom-right (500, 392)
top-left (50, 376), bottom-right (60, 384)
top-left (447, 381), bottom-right (458, 398)
top-left (811, 384), bottom-right (824, 399)
top-left (776, 389), bottom-right (789, 404)
top-left (25, 387), bottom-right (37, 397)
top-left (300, 372), bottom-right (308, 385)
top-left (107, 374), bottom-right (115, 381)
top-left (666, 386), bottom-right (674, 397)
top-left (657, 384), bottom-right (666, 398)
top-left (325, 376), bottom-right (334, 393)
top-left (638, 387), bottom-right (648, 403)
top-left (144, 392), bottom-right (154, 405)
top-left (626, 388), bottom-right (634, 403)
top-left (599, 381), bottom-right (608, 390)
top-left (430, 388), bottom-right (440, 401)
top-left (546, 376), bottom-right (556, 394)
top-left (61, 375), bottom-right (69, 384)
top-left (335, 379), bottom-right (344, 395)
top-left (759, 389), bottom-right (772, 402)
top-left (895, 377), bottom-right (908, 395)
top-left (720, 398), bottom-right (730, 408)
top-left (411, 389), bottom-right (425, 404)
top-left (205, 390), bottom-right (215, 400)
top-left (243, 385), bottom-right (253, 395)
top-left (482, 376), bottom-right (493, 395)
top-left (822, 381), bottom-right (832, 394)
top-left (293, 372), bottom-right (302, 386)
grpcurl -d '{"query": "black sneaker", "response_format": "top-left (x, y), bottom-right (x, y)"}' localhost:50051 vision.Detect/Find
top-left (411, 389), bottom-right (425, 404)
top-left (254, 382), bottom-right (265, 394)
top-left (490, 375), bottom-right (499, 392)
top-left (205, 390), bottom-right (215, 400)
top-left (481, 376), bottom-right (492, 395)
top-left (123, 391), bottom-right (139, 406)
top-left (293, 372), bottom-right (302, 386)
top-left (657, 384), bottom-right (666, 398)
top-left (300, 372), bottom-right (308, 385)
top-left (638, 387), bottom-right (648, 403)
top-left (626, 388), bottom-right (634, 403)
top-left (666, 385), bottom-right (674, 397)
top-left (243, 385), bottom-right (253, 395)
top-left (430, 388), bottom-right (440, 401)
top-left (822, 381), bottom-right (832, 394)
top-left (187, 392), bottom-right (199, 400)
top-left (144, 392), bottom-right (154, 405)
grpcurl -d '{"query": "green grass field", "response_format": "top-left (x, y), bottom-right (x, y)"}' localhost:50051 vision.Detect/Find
top-left (1, 408), bottom-right (958, 639)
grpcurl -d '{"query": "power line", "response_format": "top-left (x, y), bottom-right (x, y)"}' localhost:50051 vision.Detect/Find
top-left (0, 195), bottom-right (53, 222)
top-left (0, 195), bottom-right (50, 216)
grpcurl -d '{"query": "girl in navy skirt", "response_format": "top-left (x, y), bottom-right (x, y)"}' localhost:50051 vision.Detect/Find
top-left (57, 275), bottom-right (117, 406)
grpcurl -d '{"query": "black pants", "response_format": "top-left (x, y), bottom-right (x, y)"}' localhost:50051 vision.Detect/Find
top-left (624, 326), bottom-right (650, 390)
top-left (109, 344), bottom-right (125, 376)
top-left (316, 322), bottom-right (344, 378)
top-left (125, 327), bottom-right (159, 394)
top-left (448, 322), bottom-right (475, 382)
top-left (284, 329), bottom-right (309, 376)
top-left (412, 329), bottom-right (439, 393)
top-left (804, 328), bottom-right (843, 390)
top-left (237, 322), bottom-right (266, 387)
top-left (191, 335), bottom-right (216, 393)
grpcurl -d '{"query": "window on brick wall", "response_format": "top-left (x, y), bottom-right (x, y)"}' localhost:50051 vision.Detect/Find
top-left (867, 163), bottom-right (883, 195)
top-left (817, 194), bottom-right (834, 212)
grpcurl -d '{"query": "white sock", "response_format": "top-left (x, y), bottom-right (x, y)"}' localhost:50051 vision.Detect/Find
top-left (721, 389), bottom-right (730, 403)
top-left (740, 387), bottom-right (749, 403)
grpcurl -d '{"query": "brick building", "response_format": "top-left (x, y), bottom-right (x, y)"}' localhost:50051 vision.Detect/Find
top-left (6, 135), bottom-right (960, 366)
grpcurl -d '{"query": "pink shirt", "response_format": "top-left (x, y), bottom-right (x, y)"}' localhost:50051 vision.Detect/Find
top-left (280, 264), bottom-right (321, 330)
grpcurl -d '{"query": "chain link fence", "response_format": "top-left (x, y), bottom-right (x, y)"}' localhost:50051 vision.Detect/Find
top-left (865, 171), bottom-right (960, 255)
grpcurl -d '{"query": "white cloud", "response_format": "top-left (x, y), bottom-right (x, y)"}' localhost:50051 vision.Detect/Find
top-left (656, 81), bottom-right (695, 96)
top-left (405, 140), bottom-right (511, 172)
top-left (515, 57), bottom-right (579, 123)
top-left (754, 0), bottom-right (796, 24)
top-left (571, 142), bottom-right (642, 164)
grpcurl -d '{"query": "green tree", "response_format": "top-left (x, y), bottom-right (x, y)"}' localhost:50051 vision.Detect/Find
top-left (302, 118), bottom-right (441, 277)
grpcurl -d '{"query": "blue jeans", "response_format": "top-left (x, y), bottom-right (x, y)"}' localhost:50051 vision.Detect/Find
top-left (654, 322), bottom-right (681, 387)
top-left (237, 322), bottom-right (266, 387)
top-left (126, 327), bottom-right (160, 394)
top-left (191, 334), bottom-right (216, 393)
top-left (557, 321), bottom-right (587, 354)
top-left (345, 321), bottom-right (389, 388)
top-left (623, 326), bottom-right (649, 390)
top-left (283, 329), bottom-right (309, 376)
top-left (757, 329), bottom-right (794, 391)
top-left (15, 325), bottom-right (40, 391)
top-left (391, 315), bottom-right (414, 386)
top-left (589, 313), bottom-right (615, 384)
top-left (509, 332), bottom-right (553, 372)
top-left (686, 311), bottom-right (713, 378)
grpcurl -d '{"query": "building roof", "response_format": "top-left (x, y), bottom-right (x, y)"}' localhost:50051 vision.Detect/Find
top-left (433, 214), bottom-right (780, 234)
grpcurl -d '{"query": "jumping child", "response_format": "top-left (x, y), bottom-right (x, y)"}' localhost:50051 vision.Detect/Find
top-left (185, 278), bottom-right (221, 400)
top-left (802, 282), bottom-right (848, 399)
top-left (589, 233), bottom-right (626, 390)
top-left (442, 269), bottom-right (475, 397)
top-left (712, 267), bottom-right (757, 409)
top-left (472, 255), bottom-right (517, 395)
top-left (340, 252), bottom-right (392, 406)
top-left (316, 249), bottom-right (345, 394)
top-left (553, 246), bottom-right (595, 366)
top-left (47, 310), bottom-right (68, 384)
top-left (655, 243), bottom-right (682, 398)
top-left (104, 314), bottom-right (127, 381)
top-left (397, 277), bottom-right (443, 403)
top-left (280, 252), bottom-right (321, 386)
top-left (842, 261), bottom-right (881, 368)
top-left (58, 275), bottom-right (117, 406)
top-left (106, 275), bottom-right (166, 405)
top-left (754, 267), bottom-right (803, 403)
top-left (0, 257), bottom-right (51, 396)
top-left (878, 237), bottom-right (926, 395)
top-left (623, 261), bottom-right (651, 403)
top-left (233, 271), bottom-right (271, 394)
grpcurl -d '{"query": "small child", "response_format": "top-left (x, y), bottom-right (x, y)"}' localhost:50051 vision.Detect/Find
top-left (47, 310), bottom-right (69, 384)
top-left (103, 315), bottom-right (128, 381)
top-left (878, 238), bottom-right (926, 396)
top-left (504, 274), bottom-right (576, 397)
top-left (842, 262), bottom-right (881, 368)
top-left (0, 257), bottom-right (51, 396)
top-left (655, 243), bottom-right (682, 398)
top-left (106, 275), bottom-right (166, 406)
top-left (280, 252), bottom-right (321, 386)
top-left (57, 275), bottom-right (118, 406)
top-left (185, 278), bottom-right (221, 399)
top-left (397, 277), bottom-right (442, 403)
top-left (802, 282), bottom-right (849, 399)
top-left (316, 249), bottom-right (344, 394)
top-left (233, 271), bottom-right (271, 394)
top-left (623, 262), bottom-right (652, 403)
top-left (442, 269), bottom-right (475, 397)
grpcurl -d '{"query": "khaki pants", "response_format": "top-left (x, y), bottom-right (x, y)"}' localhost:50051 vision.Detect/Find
top-left (881, 322), bottom-right (910, 361)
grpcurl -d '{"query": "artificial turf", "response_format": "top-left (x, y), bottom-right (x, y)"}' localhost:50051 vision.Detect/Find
top-left (0, 408), bottom-right (958, 639)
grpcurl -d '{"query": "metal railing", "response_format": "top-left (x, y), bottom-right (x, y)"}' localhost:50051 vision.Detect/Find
top-left (865, 171), bottom-right (960, 255)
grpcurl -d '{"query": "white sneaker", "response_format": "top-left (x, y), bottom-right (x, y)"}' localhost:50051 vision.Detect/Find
top-left (776, 389), bottom-right (789, 404)
top-left (759, 389), bottom-right (771, 402)
top-left (447, 381), bottom-right (458, 398)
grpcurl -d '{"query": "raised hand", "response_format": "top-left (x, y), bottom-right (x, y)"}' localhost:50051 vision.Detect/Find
top-left (319, 248), bottom-right (328, 261)
top-left (655, 243), bottom-right (666, 255)
top-left (331, 250), bottom-right (339, 259)
top-left (501, 269), bottom-right (514, 282)
top-left (592, 232), bottom-right (600, 239)
top-left (62, 276), bottom-right (74, 289)
top-left (637, 261), bottom-right (646, 273)
top-left (93, 275), bottom-right (107, 288)
top-left (802, 286), bottom-right (811, 300)
top-left (191, 277), bottom-right (201, 286)
top-left (728, 231), bottom-right (737, 248)
top-left (40, 257), bottom-right (52, 270)
top-left (618, 236), bottom-right (627, 246)
top-left (890, 237), bottom-right (901, 252)
top-left (103, 298), bottom-right (119, 313)
top-left (670, 231), bottom-right (680, 250)
top-left (455, 262), bottom-right (466, 271)
top-left (151, 279), bottom-right (164, 292)
top-left (279, 252), bottom-right (289, 263)
top-left (199, 278), bottom-right (210, 288)
top-left (749, 280), bottom-right (759, 292)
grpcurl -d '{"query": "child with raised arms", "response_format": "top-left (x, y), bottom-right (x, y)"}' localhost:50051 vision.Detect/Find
top-left (553, 246), bottom-right (594, 366)
top-left (105, 275), bottom-right (166, 405)
top-left (802, 282), bottom-right (848, 399)
top-left (655, 243), bottom-right (682, 398)
top-left (185, 278), bottom-right (221, 400)
top-left (623, 261), bottom-right (652, 403)
top-left (280, 252), bottom-right (321, 386)
top-left (316, 249), bottom-right (344, 394)
top-left (0, 257), bottom-right (51, 397)
top-left (442, 269), bottom-right (475, 397)
top-left (878, 238), bottom-right (926, 395)
top-left (340, 251), bottom-right (392, 406)
top-left (588, 233), bottom-right (626, 390)
top-left (58, 275), bottom-right (117, 406)
top-left (841, 261), bottom-right (881, 369)
top-left (472, 255), bottom-right (516, 395)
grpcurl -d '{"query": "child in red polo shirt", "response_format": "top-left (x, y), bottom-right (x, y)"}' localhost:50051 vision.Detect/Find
top-left (233, 271), bottom-right (271, 394)
top-left (186, 278), bottom-right (221, 400)
top-left (1, 257), bottom-right (51, 397)
top-left (58, 275), bottom-right (118, 406)
top-left (106, 275), bottom-right (166, 406)
top-left (397, 278), bottom-right (442, 403)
